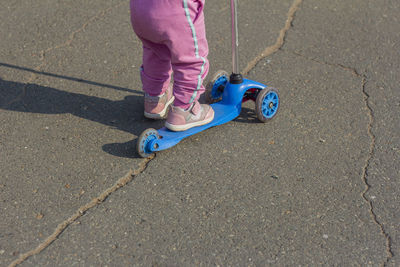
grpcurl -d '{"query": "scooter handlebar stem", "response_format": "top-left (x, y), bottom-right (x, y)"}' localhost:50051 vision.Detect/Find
top-left (231, 0), bottom-right (240, 75)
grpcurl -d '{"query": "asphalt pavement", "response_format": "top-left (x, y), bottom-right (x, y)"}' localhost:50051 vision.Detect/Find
top-left (0, 0), bottom-right (399, 266)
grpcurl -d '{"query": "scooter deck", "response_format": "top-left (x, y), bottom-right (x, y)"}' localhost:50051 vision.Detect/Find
top-left (154, 102), bottom-right (240, 151)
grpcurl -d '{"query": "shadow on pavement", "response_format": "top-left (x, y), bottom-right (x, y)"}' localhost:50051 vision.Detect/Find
top-left (0, 64), bottom-right (262, 158)
top-left (234, 106), bottom-right (260, 124)
top-left (0, 62), bottom-right (141, 95)
top-left (0, 77), bottom-right (165, 158)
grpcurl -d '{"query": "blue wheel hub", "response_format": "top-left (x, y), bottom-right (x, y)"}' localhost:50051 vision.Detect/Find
top-left (211, 75), bottom-right (228, 100)
top-left (139, 130), bottom-right (158, 155)
top-left (262, 91), bottom-right (279, 119)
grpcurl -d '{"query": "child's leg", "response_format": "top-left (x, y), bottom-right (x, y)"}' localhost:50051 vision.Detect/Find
top-left (131, 0), bottom-right (208, 107)
top-left (168, 0), bottom-right (209, 109)
top-left (131, 0), bottom-right (172, 97)
top-left (140, 39), bottom-right (172, 96)
top-left (130, 0), bottom-right (175, 119)
top-left (164, 0), bottom-right (214, 131)
top-left (138, 39), bottom-right (174, 118)
top-left (130, 0), bottom-right (212, 127)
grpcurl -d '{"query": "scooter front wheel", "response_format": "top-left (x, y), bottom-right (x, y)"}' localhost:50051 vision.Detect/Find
top-left (137, 128), bottom-right (159, 158)
top-left (255, 88), bottom-right (279, 122)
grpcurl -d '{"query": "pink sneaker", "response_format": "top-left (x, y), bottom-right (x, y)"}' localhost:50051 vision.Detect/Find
top-left (144, 84), bottom-right (174, 119)
top-left (165, 101), bottom-right (215, 131)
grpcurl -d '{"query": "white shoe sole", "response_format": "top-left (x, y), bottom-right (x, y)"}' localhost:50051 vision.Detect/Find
top-left (165, 110), bottom-right (215, 132)
top-left (144, 96), bottom-right (175, 119)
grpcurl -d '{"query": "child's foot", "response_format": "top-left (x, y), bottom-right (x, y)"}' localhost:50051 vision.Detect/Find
top-left (144, 85), bottom-right (174, 119)
top-left (165, 101), bottom-right (214, 131)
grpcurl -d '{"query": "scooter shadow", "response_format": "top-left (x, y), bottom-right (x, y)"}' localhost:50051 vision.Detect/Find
top-left (0, 77), bottom-right (164, 158)
top-left (234, 106), bottom-right (260, 124)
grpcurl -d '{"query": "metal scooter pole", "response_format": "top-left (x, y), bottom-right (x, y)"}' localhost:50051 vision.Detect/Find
top-left (230, 0), bottom-right (243, 83)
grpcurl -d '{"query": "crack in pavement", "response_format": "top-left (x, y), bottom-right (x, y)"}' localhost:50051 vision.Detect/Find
top-left (8, 155), bottom-right (155, 267)
top-left (286, 50), bottom-right (394, 265)
top-left (242, 0), bottom-right (303, 75)
top-left (3, 2), bottom-right (141, 266)
top-left (37, 2), bottom-right (125, 61)
top-left (4, 1), bottom-right (304, 264)
top-left (7, 0), bottom-right (393, 265)
top-left (287, 50), bottom-right (361, 76)
top-left (360, 76), bottom-right (394, 266)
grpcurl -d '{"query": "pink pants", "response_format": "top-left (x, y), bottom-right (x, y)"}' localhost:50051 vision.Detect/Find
top-left (130, 0), bottom-right (209, 109)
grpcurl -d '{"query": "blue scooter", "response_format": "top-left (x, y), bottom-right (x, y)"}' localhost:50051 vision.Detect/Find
top-left (137, 0), bottom-right (279, 158)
